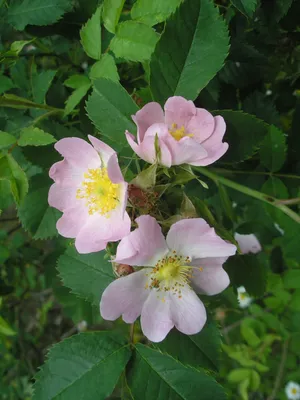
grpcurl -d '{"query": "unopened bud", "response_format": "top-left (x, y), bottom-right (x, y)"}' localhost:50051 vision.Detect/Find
top-left (116, 263), bottom-right (134, 277)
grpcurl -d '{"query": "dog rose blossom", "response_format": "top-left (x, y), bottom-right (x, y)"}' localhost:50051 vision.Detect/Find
top-left (126, 96), bottom-right (229, 167)
top-left (285, 382), bottom-right (300, 400)
top-left (100, 215), bottom-right (236, 342)
top-left (237, 286), bottom-right (252, 309)
top-left (234, 233), bottom-right (262, 254)
top-left (48, 135), bottom-right (130, 254)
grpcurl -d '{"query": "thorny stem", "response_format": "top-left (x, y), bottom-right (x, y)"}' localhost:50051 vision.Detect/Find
top-left (266, 339), bottom-right (289, 400)
top-left (194, 167), bottom-right (300, 224)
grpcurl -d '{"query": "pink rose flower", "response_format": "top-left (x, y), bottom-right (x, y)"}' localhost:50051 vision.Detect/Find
top-left (48, 135), bottom-right (131, 254)
top-left (126, 96), bottom-right (228, 167)
top-left (100, 215), bottom-right (236, 342)
top-left (234, 233), bottom-right (262, 254)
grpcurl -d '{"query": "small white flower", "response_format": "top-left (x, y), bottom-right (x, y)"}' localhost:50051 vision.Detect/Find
top-left (266, 89), bottom-right (272, 96)
top-left (81, 61), bottom-right (88, 70)
top-left (285, 381), bottom-right (300, 400)
top-left (77, 320), bottom-right (88, 332)
top-left (237, 286), bottom-right (252, 308)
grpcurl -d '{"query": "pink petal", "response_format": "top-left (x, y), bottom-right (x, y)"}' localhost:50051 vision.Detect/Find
top-left (191, 116), bottom-right (228, 166)
top-left (234, 233), bottom-right (262, 254)
top-left (54, 137), bottom-right (100, 169)
top-left (191, 257), bottom-right (230, 295)
top-left (75, 209), bottom-right (131, 254)
top-left (115, 215), bottom-right (168, 266)
top-left (132, 102), bottom-right (164, 143)
top-left (186, 108), bottom-right (215, 143)
top-left (49, 159), bottom-right (84, 186)
top-left (141, 290), bottom-right (174, 342)
top-left (100, 270), bottom-right (149, 323)
top-left (107, 153), bottom-right (124, 184)
top-left (163, 136), bottom-right (207, 165)
top-left (88, 135), bottom-right (115, 165)
top-left (56, 206), bottom-right (88, 238)
top-left (48, 183), bottom-right (79, 212)
top-left (164, 96), bottom-right (196, 128)
top-left (170, 286), bottom-right (207, 335)
top-left (166, 218), bottom-right (237, 259)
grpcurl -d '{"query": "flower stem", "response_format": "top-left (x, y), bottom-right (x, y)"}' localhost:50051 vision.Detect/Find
top-left (194, 167), bottom-right (300, 224)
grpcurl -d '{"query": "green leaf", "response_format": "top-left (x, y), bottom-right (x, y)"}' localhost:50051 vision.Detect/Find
top-left (86, 78), bottom-right (139, 150)
top-left (0, 154), bottom-right (28, 205)
top-left (156, 317), bottom-right (221, 371)
top-left (64, 75), bottom-right (91, 89)
top-left (259, 125), bottom-right (287, 172)
top-left (90, 54), bottom-right (119, 82)
top-left (290, 290), bottom-right (300, 311)
top-left (216, 111), bottom-right (268, 163)
top-left (57, 246), bottom-right (114, 306)
top-left (0, 315), bottom-right (16, 336)
top-left (33, 332), bottom-right (131, 400)
top-left (80, 6), bottom-right (102, 60)
top-left (150, 0), bottom-right (229, 104)
top-left (131, 0), bottom-right (182, 26)
top-left (18, 127), bottom-right (56, 147)
top-left (18, 174), bottom-right (60, 239)
top-left (0, 75), bottom-right (15, 95)
top-left (225, 254), bottom-right (267, 297)
top-left (230, 0), bottom-right (258, 17)
top-left (127, 344), bottom-right (226, 400)
top-left (102, 0), bottom-right (125, 33)
top-left (10, 39), bottom-right (33, 54)
top-left (0, 131), bottom-right (17, 149)
top-left (64, 83), bottom-right (91, 117)
top-left (31, 70), bottom-right (57, 104)
top-left (283, 270), bottom-right (300, 289)
top-left (110, 21), bottom-right (159, 62)
top-left (131, 163), bottom-right (157, 190)
top-left (7, 0), bottom-right (73, 30)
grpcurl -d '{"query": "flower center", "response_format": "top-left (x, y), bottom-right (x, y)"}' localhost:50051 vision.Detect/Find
top-left (169, 123), bottom-right (193, 141)
top-left (146, 251), bottom-right (202, 299)
top-left (292, 388), bottom-right (298, 395)
top-left (76, 168), bottom-right (120, 216)
top-left (239, 293), bottom-right (247, 300)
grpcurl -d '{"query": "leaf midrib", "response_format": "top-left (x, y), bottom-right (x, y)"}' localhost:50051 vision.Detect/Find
top-left (8, 1), bottom-right (66, 17)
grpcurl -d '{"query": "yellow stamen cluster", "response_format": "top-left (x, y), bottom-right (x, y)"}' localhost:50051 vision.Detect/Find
top-left (169, 123), bottom-right (194, 141)
top-left (76, 168), bottom-right (120, 216)
top-left (145, 251), bottom-right (202, 299)
top-left (292, 389), bottom-right (298, 395)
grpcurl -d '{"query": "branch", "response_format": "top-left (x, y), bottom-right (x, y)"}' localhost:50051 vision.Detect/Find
top-left (266, 339), bottom-right (289, 400)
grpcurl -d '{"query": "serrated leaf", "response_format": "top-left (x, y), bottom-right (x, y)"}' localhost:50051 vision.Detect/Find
top-left (150, 0), bottom-right (229, 104)
top-left (225, 254), bottom-right (267, 297)
top-left (156, 317), bottom-right (221, 371)
top-left (0, 131), bottom-right (17, 149)
top-left (33, 332), bottom-right (131, 400)
top-left (0, 75), bottom-right (15, 95)
top-left (102, 0), bottom-right (125, 33)
top-left (131, 0), bottom-right (182, 26)
top-left (259, 125), bottom-right (287, 172)
top-left (127, 344), bottom-right (226, 400)
top-left (18, 174), bottom-right (60, 240)
top-left (64, 83), bottom-right (91, 117)
top-left (243, 91), bottom-right (280, 126)
top-left (216, 110), bottom-right (268, 163)
top-left (80, 6), bottom-right (102, 60)
top-left (230, 0), bottom-right (258, 17)
top-left (7, 0), bottom-right (73, 30)
top-left (10, 39), bottom-right (33, 54)
top-left (0, 154), bottom-right (28, 205)
top-left (86, 78), bottom-right (138, 151)
top-left (57, 246), bottom-right (114, 306)
top-left (110, 21), bottom-right (159, 62)
top-left (90, 54), bottom-right (119, 82)
top-left (18, 127), bottom-right (56, 146)
top-left (64, 75), bottom-right (91, 89)
top-left (31, 69), bottom-right (57, 104)
top-left (283, 270), bottom-right (300, 289)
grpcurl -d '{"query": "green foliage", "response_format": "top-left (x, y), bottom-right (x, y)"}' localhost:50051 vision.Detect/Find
top-left (57, 246), bottom-right (114, 306)
top-left (7, 0), bottom-right (73, 30)
top-left (18, 127), bottom-right (56, 147)
top-left (150, 0), bottom-right (229, 103)
top-left (110, 21), bottom-right (159, 62)
top-left (131, 0), bottom-right (182, 26)
top-left (0, 132), bottom-right (17, 149)
top-left (230, 0), bottom-right (258, 17)
top-left (33, 332), bottom-right (131, 400)
top-left (0, 154), bottom-right (28, 205)
top-left (80, 6), bottom-right (102, 60)
top-left (127, 344), bottom-right (227, 400)
top-left (0, 75), bottom-right (15, 95)
top-left (259, 125), bottom-right (287, 172)
top-left (102, 0), bottom-right (125, 33)
top-left (89, 54), bottom-right (119, 81)
top-left (86, 78), bottom-right (138, 150)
